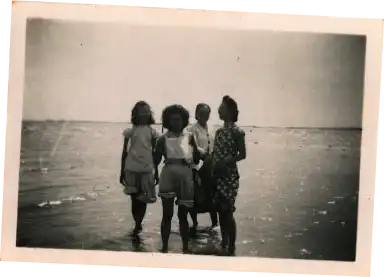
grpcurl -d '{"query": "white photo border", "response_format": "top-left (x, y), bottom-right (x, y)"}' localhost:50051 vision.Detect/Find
top-left (0, 1), bottom-right (383, 277)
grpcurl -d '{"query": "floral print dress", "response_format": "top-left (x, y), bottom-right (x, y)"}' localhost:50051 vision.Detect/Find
top-left (211, 123), bottom-right (245, 212)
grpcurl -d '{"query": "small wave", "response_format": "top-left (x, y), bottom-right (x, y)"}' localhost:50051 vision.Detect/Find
top-left (36, 191), bottom-right (104, 208)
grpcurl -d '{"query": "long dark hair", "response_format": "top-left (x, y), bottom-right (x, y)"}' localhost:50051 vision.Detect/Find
top-left (131, 101), bottom-right (155, 126)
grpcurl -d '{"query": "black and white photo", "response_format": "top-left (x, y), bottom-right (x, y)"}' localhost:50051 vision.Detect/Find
top-left (1, 2), bottom-right (382, 276)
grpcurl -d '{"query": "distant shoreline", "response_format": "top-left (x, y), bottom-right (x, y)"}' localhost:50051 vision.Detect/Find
top-left (21, 120), bottom-right (362, 131)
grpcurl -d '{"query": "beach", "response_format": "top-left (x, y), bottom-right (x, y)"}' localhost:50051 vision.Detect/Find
top-left (16, 121), bottom-right (360, 261)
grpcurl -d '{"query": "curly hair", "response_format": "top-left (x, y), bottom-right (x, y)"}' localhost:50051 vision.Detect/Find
top-left (195, 103), bottom-right (211, 120)
top-left (162, 104), bottom-right (190, 131)
top-left (131, 101), bottom-right (155, 125)
top-left (222, 95), bottom-right (239, 123)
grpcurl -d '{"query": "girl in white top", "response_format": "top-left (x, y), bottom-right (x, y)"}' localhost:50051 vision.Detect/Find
top-left (154, 104), bottom-right (200, 253)
top-left (188, 104), bottom-right (219, 236)
top-left (120, 101), bottom-right (160, 236)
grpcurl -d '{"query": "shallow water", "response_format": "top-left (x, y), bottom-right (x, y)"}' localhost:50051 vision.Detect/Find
top-left (17, 121), bottom-right (361, 261)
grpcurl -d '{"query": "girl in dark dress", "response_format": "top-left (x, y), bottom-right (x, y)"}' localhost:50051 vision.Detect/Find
top-left (211, 96), bottom-right (246, 256)
top-left (188, 104), bottom-right (219, 236)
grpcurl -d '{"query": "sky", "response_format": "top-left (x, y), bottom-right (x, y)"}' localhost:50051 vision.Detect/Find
top-left (22, 19), bottom-right (366, 127)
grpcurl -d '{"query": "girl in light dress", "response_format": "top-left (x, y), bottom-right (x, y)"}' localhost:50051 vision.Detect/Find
top-left (119, 101), bottom-right (160, 236)
top-left (154, 104), bottom-right (201, 253)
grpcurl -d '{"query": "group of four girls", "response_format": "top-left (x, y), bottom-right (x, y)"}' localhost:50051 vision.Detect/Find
top-left (119, 95), bottom-right (246, 255)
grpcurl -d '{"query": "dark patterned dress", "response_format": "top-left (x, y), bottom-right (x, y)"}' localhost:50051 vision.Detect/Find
top-left (211, 123), bottom-right (245, 212)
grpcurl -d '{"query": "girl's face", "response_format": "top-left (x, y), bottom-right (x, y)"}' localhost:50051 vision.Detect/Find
top-left (169, 113), bottom-right (183, 132)
top-left (137, 105), bottom-right (151, 124)
top-left (218, 102), bottom-right (228, 121)
top-left (196, 106), bottom-right (210, 125)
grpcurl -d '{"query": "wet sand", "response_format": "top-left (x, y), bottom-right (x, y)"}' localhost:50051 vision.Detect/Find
top-left (16, 122), bottom-right (360, 261)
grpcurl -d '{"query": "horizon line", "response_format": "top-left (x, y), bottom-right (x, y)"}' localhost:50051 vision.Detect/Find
top-left (21, 119), bottom-right (362, 130)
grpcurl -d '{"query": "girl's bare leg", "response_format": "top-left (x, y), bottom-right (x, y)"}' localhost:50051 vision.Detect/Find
top-left (210, 210), bottom-right (218, 228)
top-left (178, 205), bottom-right (191, 252)
top-left (161, 197), bottom-right (174, 252)
top-left (227, 212), bottom-right (237, 255)
top-left (131, 195), bottom-right (147, 235)
top-left (218, 211), bottom-right (229, 249)
top-left (189, 210), bottom-right (198, 238)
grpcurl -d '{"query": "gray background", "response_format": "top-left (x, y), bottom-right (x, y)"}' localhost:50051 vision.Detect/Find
top-left (23, 19), bottom-right (366, 127)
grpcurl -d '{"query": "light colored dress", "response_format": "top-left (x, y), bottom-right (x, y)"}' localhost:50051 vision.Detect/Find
top-left (122, 125), bottom-right (160, 203)
top-left (158, 131), bottom-right (195, 208)
top-left (188, 123), bottom-right (214, 156)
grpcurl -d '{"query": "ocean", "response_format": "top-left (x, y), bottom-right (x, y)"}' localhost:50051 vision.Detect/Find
top-left (16, 121), bottom-right (361, 260)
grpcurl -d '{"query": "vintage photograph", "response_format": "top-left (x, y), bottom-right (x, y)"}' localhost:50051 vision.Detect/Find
top-left (17, 18), bottom-right (365, 260)
top-left (2, 2), bottom-right (382, 276)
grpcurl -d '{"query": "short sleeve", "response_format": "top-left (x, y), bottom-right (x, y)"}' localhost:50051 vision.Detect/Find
top-left (122, 128), bottom-right (132, 138)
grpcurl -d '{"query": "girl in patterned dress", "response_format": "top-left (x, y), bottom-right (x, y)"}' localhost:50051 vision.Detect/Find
top-left (211, 95), bottom-right (246, 256)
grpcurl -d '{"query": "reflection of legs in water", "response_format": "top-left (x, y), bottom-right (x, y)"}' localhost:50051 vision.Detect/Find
top-left (160, 197), bottom-right (174, 253)
top-left (178, 205), bottom-right (191, 252)
top-left (189, 209), bottom-right (198, 237)
top-left (131, 195), bottom-right (147, 235)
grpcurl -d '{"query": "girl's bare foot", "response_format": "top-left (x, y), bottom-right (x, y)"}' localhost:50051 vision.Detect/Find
top-left (227, 246), bottom-right (236, 256)
top-left (183, 247), bottom-right (192, 254)
top-left (211, 224), bottom-right (220, 232)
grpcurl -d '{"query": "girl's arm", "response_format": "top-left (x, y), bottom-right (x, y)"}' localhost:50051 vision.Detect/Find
top-left (189, 134), bottom-right (201, 164)
top-left (151, 127), bottom-right (161, 148)
top-left (151, 131), bottom-right (162, 184)
top-left (120, 137), bottom-right (129, 184)
top-left (235, 132), bottom-right (246, 161)
top-left (153, 135), bottom-right (165, 167)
